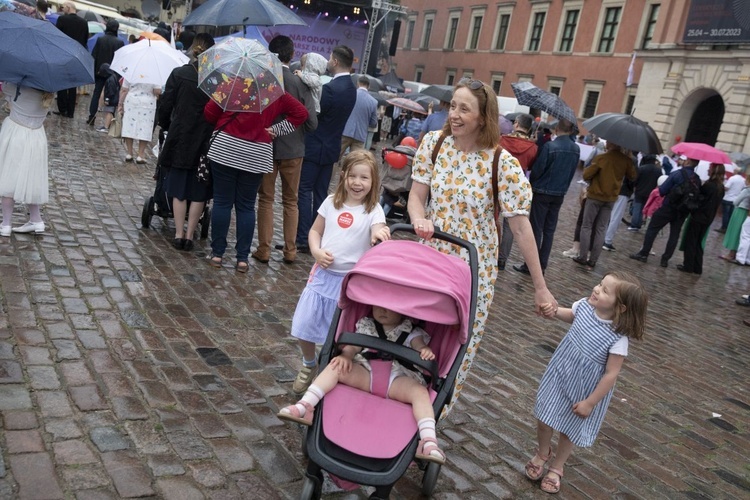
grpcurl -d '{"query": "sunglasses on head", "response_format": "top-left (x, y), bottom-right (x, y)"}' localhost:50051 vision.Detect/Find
top-left (459, 78), bottom-right (485, 90)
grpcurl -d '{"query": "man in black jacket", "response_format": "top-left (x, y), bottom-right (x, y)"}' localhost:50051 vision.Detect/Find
top-left (87, 20), bottom-right (124, 126)
top-left (55, 1), bottom-right (88, 118)
top-left (627, 154), bottom-right (662, 230)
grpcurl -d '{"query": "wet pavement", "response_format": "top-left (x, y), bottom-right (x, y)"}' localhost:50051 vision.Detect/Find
top-left (0, 102), bottom-right (748, 499)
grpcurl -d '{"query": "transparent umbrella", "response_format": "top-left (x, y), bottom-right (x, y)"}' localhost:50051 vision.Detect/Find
top-left (198, 38), bottom-right (284, 113)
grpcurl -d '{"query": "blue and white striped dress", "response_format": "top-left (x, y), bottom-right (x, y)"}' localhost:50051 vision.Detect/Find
top-left (534, 299), bottom-right (627, 447)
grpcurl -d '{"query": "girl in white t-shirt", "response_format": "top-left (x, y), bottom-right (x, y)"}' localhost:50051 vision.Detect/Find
top-left (289, 150), bottom-right (390, 396)
top-left (526, 271), bottom-right (647, 494)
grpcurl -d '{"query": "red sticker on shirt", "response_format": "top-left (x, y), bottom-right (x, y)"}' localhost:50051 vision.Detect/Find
top-left (338, 212), bottom-right (354, 228)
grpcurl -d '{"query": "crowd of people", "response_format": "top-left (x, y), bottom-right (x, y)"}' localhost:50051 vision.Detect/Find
top-left (2, 4), bottom-right (748, 494)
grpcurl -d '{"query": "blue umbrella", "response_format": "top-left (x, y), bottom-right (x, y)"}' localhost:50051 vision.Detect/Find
top-left (0, 11), bottom-right (95, 92)
top-left (87, 31), bottom-right (129, 53)
top-left (213, 25), bottom-right (269, 47)
top-left (183, 0), bottom-right (307, 28)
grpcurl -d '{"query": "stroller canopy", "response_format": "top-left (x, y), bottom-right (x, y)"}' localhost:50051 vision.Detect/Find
top-left (338, 239), bottom-right (472, 342)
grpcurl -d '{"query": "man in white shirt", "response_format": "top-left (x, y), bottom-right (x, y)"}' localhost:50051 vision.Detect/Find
top-left (718, 166), bottom-right (746, 233)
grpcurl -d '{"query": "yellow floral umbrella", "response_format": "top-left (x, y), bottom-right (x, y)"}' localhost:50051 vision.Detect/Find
top-left (198, 37), bottom-right (284, 113)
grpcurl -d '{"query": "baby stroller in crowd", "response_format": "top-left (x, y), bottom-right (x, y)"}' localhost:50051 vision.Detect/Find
top-left (140, 129), bottom-right (211, 239)
top-left (380, 144), bottom-right (417, 221)
top-left (298, 224), bottom-right (478, 499)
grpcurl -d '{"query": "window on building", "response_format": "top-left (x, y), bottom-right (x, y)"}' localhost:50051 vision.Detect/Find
top-left (641, 4), bottom-right (660, 49)
top-left (468, 14), bottom-right (483, 50)
top-left (421, 17), bottom-right (433, 49)
top-left (446, 71), bottom-right (456, 86)
top-left (624, 94), bottom-right (636, 115)
top-left (492, 78), bottom-right (502, 94)
top-left (404, 19), bottom-right (415, 48)
top-left (583, 90), bottom-right (600, 118)
top-left (597, 6), bottom-right (621, 53)
top-left (528, 12), bottom-right (546, 51)
top-left (559, 9), bottom-right (579, 52)
top-left (494, 13), bottom-right (510, 50)
top-left (415, 68), bottom-right (423, 83)
top-left (550, 86), bottom-right (561, 96)
top-left (446, 16), bottom-right (459, 49)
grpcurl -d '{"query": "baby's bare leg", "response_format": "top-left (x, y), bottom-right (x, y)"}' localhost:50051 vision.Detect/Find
top-left (388, 376), bottom-right (433, 421)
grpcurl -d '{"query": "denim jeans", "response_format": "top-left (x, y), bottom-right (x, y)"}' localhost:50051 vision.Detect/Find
top-left (296, 158), bottom-right (334, 246)
top-left (528, 193), bottom-right (565, 270)
top-left (89, 76), bottom-right (107, 120)
top-left (210, 161), bottom-right (263, 262)
top-left (721, 200), bottom-right (734, 230)
top-left (630, 200), bottom-right (645, 229)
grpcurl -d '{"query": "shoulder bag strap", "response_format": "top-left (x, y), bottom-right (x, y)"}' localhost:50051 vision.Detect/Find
top-left (431, 132), bottom-right (447, 165)
top-left (207, 112), bottom-right (238, 150)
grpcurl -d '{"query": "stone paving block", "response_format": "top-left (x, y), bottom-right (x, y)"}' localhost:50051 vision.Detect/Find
top-left (99, 373), bottom-right (133, 397)
top-left (206, 391), bottom-right (243, 415)
top-left (232, 473), bottom-right (284, 500)
top-left (45, 418), bottom-right (84, 441)
top-left (5, 429), bottom-right (45, 453)
top-left (53, 339), bottom-right (82, 361)
top-left (9, 452), bottom-right (64, 499)
top-left (223, 413), bottom-right (265, 443)
top-left (69, 385), bottom-right (108, 411)
top-left (62, 464), bottom-right (113, 491)
top-left (101, 451), bottom-right (155, 498)
top-left (82, 411), bottom-right (118, 429)
top-left (155, 478), bottom-right (205, 500)
top-left (123, 421), bottom-right (170, 455)
top-left (76, 330), bottom-right (107, 349)
top-left (126, 360), bottom-right (159, 381)
top-left (3, 410), bottom-right (37, 430)
top-left (90, 427), bottom-right (131, 452)
top-left (227, 379), bottom-right (266, 405)
top-left (147, 454), bottom-right (186, 477)
top-left (111, 396), bottom-right (149, 421)
top-left (161, 367), bottom-right (196, 391)
top-left (210, 438), bottom-right (254, 473)
top-left (249, 440), bottom-right (301, 485)
top-left (0, 341), bottom-right (14, 359)
top-left (27, 365), bottom-right (62, 390)
top-left (191, 413), bottom-right (231, 439)
top-left (167, 431), bottom-right (213, 460)
top-left (61, 361), bottom-right (96, 387)
top-left (185, 461), bottom-right (225, 489)
top-left (111, 339), bottom-right (138, 361)
top-left (176, 391), bottom-right (211, 414)
top-left (53, 440), bottom-right (99, 465)
top-left (0, 360), bottom-right (24, 384)
top-left (15, 329), bottom-right (46, 345)
top-left (137, 380), bottom-right (177, 408)
top-left (19, 346), bottom-right (53, 365)
top-left (89, 351), bottom-right (121, 373)
top-left (0, 386), bottom-right (32, 411)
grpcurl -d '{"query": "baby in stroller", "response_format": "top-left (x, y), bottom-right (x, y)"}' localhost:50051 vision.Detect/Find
top-left (380, 144), bottom-right (416, 219)
top-left (278, 304), bottom-right (447, 465)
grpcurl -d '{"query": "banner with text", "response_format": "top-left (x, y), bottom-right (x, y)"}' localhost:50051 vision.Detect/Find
top-left (683, 0), bottom-right (750, 44)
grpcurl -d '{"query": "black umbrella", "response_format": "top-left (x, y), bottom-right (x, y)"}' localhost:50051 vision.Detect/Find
top-left (368, 91), bottom-right (387, 107)
top-left (379, 70), bottom-right (404, 93)
top-left (582, 113), bottom-right (663, 154)
top-left (183, 0), bottom-right (307, 27)
top-left (511, 82), bottom-right (576, 123)
top-left (352, 73), bottom-right (384, 92)
top-left (407, 93), bottom-right (439, 109)
top-left (729, 152), bottom-right (750, 167)
top-left (420, 84), bottom-right (453, 103)
top-left (77, 10), bottom-right (104, 23)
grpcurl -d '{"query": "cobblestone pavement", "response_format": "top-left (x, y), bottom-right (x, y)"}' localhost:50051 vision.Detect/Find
top-left (0, 104), bottom-right (748, 499)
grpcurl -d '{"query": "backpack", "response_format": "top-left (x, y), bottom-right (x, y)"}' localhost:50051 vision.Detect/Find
top-left (667, 169), bottom-right (702, 213)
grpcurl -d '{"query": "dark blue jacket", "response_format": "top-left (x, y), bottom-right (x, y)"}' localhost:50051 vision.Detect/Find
top-left (303, 73), bottom-right (357, 165)
top-left (528, 134), bottom-right (580, 196)
top-left (659, 167), bottom-right (700, 208)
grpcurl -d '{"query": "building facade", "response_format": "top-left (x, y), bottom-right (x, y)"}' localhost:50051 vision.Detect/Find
top-left (391, 0), bottom-right (750, 154)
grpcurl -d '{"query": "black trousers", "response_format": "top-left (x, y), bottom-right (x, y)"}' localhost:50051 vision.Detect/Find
top-left (56, 88), bottom-right (77, 117)
top-left (88, 76), bottom-right (107, 120)
top-left (682, 218), bottom-right (709, 274)
top-left (638, 204), bottom-right (686, 262)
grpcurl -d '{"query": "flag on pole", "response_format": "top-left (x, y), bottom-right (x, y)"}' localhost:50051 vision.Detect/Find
top-left (626, 52), bottom-right (636, 87)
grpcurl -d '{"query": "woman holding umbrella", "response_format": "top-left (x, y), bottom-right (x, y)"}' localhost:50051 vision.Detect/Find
top-left (157, 33), bottom-right (215, 251)
top-left (200, 38), bottom-right (308, 272)
top-left (0, 83), bottom-right (55, 236)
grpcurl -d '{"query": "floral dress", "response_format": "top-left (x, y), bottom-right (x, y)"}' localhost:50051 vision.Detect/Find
top-left (412, 131), bottom-right (532, 415)
top-left (121, 81), bottom-right (158, 142)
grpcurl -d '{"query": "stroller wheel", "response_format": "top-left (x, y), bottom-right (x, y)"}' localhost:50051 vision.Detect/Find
top-left (421, 461), bottom-right (441, 497)
top-left (141, 196), bottom-right (155, 229)
top-left (199, 205), bottom-right (211, 240)
top-left (299, 476), bottom-right (320, 500)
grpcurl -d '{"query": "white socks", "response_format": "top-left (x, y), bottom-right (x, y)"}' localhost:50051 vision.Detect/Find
top-left (293, 384), bottom-right (325, 417)
top-left (418, 417), bottom-right (437, 441)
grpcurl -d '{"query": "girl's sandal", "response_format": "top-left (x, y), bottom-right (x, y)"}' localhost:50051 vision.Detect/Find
top-left (415, 437), bottom-right (446, 465)
top-left (541, 467), bottom-right (563, 494)
top-left (207, 255), bottom-right (222, 268)
top-left (525, 447), bottom-right (553, 481)
top-left (277, 401), bottom-right (314, 426)
top-left (236, 261), bottom-right (249, 273)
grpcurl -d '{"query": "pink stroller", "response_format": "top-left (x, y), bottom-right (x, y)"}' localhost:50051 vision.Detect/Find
top-left (298, 224), bottom-right (478, 499)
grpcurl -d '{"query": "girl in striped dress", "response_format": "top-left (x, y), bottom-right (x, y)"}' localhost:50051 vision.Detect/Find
top-left (526, 271), bottom-right (647, 494)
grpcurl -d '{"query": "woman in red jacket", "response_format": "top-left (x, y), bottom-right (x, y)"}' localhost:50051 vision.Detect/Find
top-left (204, 92), bottom-right (308, 272)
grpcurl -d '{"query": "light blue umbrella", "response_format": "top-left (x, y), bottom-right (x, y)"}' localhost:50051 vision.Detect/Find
top-left (0, 11), bottom-right (94, 92)
top-left (213, 25), bottom-right (269, 48)
top-left (183, 0), bottom-right (306, 30)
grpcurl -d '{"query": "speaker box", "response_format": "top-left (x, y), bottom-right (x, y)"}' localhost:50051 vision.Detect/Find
top-left (388, 20), bottom-right (401, 57)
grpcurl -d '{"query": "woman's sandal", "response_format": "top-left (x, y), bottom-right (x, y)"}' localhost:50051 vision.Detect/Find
top-left (207, 255), bottom-right (222, 268)
top-left (525, 447), bottom-right (553, 481)
top-left (277, 401), bottom-right (314, 426)
top-left (236, 261), bottom-right (249, 273)
top-left (415, 437), bottom-right (446, 465)
top-left (541, 467), bottom-right (563, 494)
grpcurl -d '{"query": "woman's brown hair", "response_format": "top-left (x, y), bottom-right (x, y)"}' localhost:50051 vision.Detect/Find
top-left (332, 150), bottom-right (381, 213)
top-left (708, 163), bottom-right (726, 198)
top-left (607, 271), bottom-right (648, 340)
top-left (441, 79), bottom-right (500, 150)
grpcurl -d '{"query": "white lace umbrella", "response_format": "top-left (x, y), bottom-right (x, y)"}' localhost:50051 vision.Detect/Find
top-left (111, 39), bottom-right (189, 86)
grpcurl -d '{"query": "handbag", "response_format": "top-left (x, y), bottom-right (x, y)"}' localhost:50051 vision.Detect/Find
top-left (108, 111), bottom-right (122, 139)
top-left (197, 113), bottom-right (238, 183)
